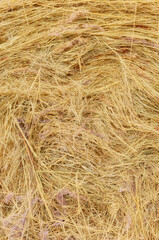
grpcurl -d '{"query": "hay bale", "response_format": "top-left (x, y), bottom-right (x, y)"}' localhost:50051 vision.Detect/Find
top-left (0, 0), bottom-right (159, 239)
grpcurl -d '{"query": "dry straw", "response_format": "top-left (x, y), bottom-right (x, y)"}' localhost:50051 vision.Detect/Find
top-left (0, 0), bottom-right (159, 239)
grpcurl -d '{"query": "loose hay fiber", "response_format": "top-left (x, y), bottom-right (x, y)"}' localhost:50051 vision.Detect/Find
top-left (0, 0), bottom-right (159, 239)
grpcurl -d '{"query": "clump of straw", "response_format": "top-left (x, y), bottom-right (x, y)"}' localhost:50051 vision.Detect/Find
top-left (1, 0), bottom-right (159, 239)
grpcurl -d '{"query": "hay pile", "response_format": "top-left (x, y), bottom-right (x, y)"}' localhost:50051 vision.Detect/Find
top-left (0, 0), bottom-right (159, 239)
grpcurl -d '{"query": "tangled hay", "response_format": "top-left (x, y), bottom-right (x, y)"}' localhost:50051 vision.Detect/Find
top-left (0, 0), bottom-right (159, 239)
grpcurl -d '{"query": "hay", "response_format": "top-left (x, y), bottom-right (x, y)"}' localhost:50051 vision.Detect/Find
top-left (0, 0), bottom-right (159, 239)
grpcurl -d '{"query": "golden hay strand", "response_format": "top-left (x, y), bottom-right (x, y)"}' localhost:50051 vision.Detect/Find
top-left (0, 0), bottom-right (159, 239)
